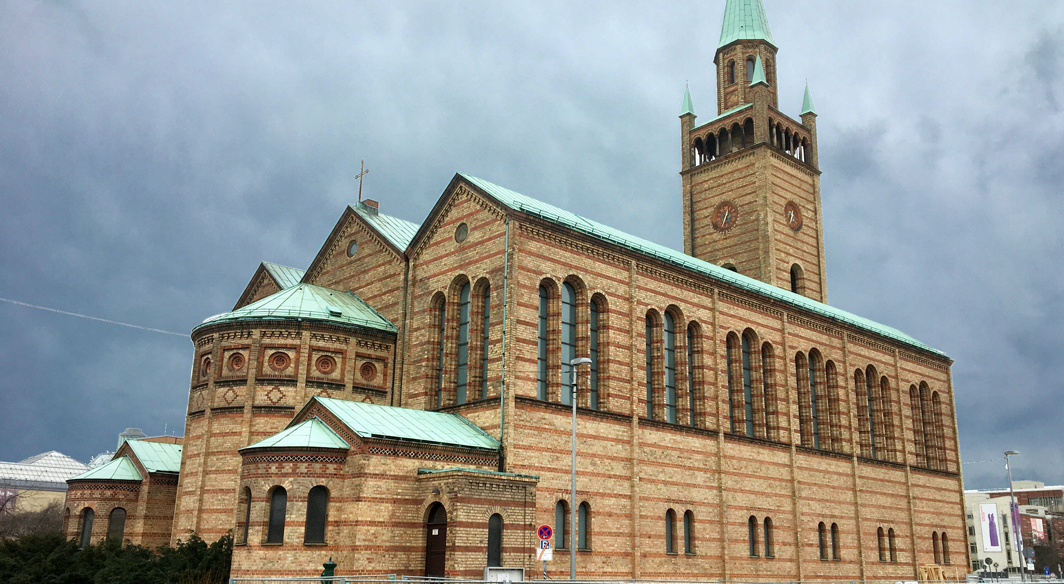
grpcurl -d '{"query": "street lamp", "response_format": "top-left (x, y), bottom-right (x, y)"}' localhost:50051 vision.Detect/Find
top-left (568, 357), bottom-right (592, 580)
top-left (1004, 450), bottom-right (1025, 582)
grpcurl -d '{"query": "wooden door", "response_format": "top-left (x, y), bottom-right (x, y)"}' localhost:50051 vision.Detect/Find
top-left (425, 503), bottom-right (447, 577)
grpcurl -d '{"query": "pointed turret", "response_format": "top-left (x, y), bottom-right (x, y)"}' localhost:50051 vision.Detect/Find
top-left (718, 0), bottom-right (776, 49)
top-left (801, 83), bottom-right (816, 115)
top-left (681, 85), bottom-right (696, 117)
top-left (749, 55), bottom-right (767, 86)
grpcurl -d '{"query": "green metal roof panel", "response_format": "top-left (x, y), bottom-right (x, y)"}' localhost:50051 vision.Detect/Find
top-left (718, 0), bottom-right (776, 49)
top-left (68, 456), bottom-right (142, 482)
top-left (315, 397), bottom-right (500, 450)
top-left (801, 83), bottom-right (817, 115)
top-left (196, 283), bottom-right (398, 333)
top-left (243, 418), bottom-right (350, 451)
top-left (459, 174), bottom-right (946, 357)
top-left (680, 85), bottom-right (695, 117)
top-left (691, 103), bottom-right (753, 132)
top-left (749, 55), bottom-right (767, 86)
top-left (353, 203), bottom-right (420, 251)
top-left (263, 262), bottom-right (305, 290)
top-left (124, 441), bottom-right (182, 474)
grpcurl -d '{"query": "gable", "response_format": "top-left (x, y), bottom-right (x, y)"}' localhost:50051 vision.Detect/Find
top-left (233, 262), bottom-right (306, 310)
top-left (406, 174), bottom-right (510, 265)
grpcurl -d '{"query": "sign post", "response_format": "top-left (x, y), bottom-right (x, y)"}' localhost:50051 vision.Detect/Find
top-left (537, 525), bottom-right (553, 578)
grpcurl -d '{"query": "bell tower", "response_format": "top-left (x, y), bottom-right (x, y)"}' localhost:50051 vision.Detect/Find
top-left (680, 0), bottom-right (828, 303)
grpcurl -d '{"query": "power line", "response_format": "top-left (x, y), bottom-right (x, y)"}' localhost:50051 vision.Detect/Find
top-left (0, 297), bottom-right (187, 337)
top-left (964, 457), bottom-right (1004, 465)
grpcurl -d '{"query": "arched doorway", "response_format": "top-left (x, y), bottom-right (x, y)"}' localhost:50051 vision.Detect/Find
top-left (424, 503), bottom-right (447, 577)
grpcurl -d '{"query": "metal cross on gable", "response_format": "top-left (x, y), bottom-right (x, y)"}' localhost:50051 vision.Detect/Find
top-left (355, 159), bottom-right (369, 202)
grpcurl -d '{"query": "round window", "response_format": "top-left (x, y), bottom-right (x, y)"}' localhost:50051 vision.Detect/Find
top-left (347, 240), bottom-right (358, 257)
top-left (268, 352), bottom-right (291, 371)
top-left (360, 362), bottom-right (377, 382)
top-left (454, 223), bottom-right (468, 243)
top-left (227, 353), bottom-right (245, 371)
top-left (315, 355), bottom-right (337, 375)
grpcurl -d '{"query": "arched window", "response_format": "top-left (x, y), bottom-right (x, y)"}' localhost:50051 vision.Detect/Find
top-left (555, 501), bottom-right (569, 550)
top-left (826, 360), bottom-right (842, 451)
top-left (435, 295), bottom-right (447, 408)
top-left (480, 285), bottom-right (491, 399)
top-left (865, 366), bottom-right (881, 459)
top-left (726, 333), bottom-right (742, 433)
top-left (942, 532), bottom-right (950, 564)
top-left (878, 527), bottom-right (887, 562)
top-left (910, 385), bottom-right (926, 467)
top-left (932, 391), bottom-right (946, 470)
top-left (589, 300), bottom-right (600, 410)
top-left (578, 502), bottom-right (590, 550)
top-left (238, 487), bottom-right (251, 544)
top-left (856, 367), bottom-right (876, 458)
top-left (761, 342), bottom-right (776, 440)
top-left (745, 57), bottom-right (755, 82)
top-left (456, 282), bottom-right (471, 404)
top-left (560, 282), bottom-right (577, 405)
top-left (795, 351), bottom-right (814, 447)
top-left (831, 523), bottom-right (840, 560)
top-left (741, 333), bottom-right (754, 436)
top-left (879, 375), bottom-right (897, 461)
top-left (664, 312), bottom-right (677, 423)
top-left (728, 61), bottom-right (736, 84)
top-left (683, 511), bottom-right (693, 554)
top-left (645, 313), bottom-right (656, 419)
top-left (487, 514), bottom-right (503, 567)
top-left (764, 517), bottom-right (773, 557)
top-left (888, 528), bottom-right (897, 562)
top-left (537, 286), bottom-right (549, 400)
top-left (808, 351), bottom-right (822, 449)
top-left (107, 507), bottom-right (125, 542)
top-left (743, 118), bottom-right (755, 148)
top-left (267, 487), bottom-right (287, 544)
top-left (748, 516), bottom-right (759, 557)
top-left (665, 509), bottom-right (676, 553)
top-left (817, 522), bottom-right (827, 560)
top-left (78, 508), bottom-right (94, 548)
top-left (932, 531), bottom-right (941, 564)
top-left (304, 486), bottom-right (329, 544)
top-left (687, 323), bottom-right (701, 426)
top-left (790, 264), bottom-right (804, 295)
top-left (722, 263), bottom-right (738, 272)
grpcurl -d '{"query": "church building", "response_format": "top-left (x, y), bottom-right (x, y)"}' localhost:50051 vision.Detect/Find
top-left (66, 1), bottom-right (968, 580)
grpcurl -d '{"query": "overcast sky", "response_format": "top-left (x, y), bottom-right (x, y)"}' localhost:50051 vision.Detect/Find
top-left (1, 1), bottom-right (1061, 490)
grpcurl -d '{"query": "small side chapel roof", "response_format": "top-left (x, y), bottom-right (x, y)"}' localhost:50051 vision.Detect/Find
top-left (718, 0), bottom-right (776, 50)
top-left (262, 262), bottom-right (305, 290)
top-left (243, 418), bottom-right (350, 451)
top-left (197, 283), bottom-right (397, 334)
top-left (458, 174), bottom-right (946, 357)
top-left (123, 441), bottom-right (182, 474)
top-left (352, 202), bottom-right (420, 251)
top-left (68, 456), bottom-right (142, 482)
top-left (312, 397), bottom-right (500, 451)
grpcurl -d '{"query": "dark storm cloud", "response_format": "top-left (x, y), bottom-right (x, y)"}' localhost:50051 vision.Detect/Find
top-left (1, 1), bottom-right (1062, 490)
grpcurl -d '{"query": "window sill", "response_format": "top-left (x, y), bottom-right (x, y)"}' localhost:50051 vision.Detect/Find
top-left (261, 542), bottom-right (283, 546)
top-left (666, 552), bottom-right (678, 556)
top-left (304, 542), bottom-right (328, 546)
top-left (685, 552), bottom-right (697, 556)
top-left (578, 548), bottom-right (591, 553)
top-left (766, 555), bottom-right (775, 559)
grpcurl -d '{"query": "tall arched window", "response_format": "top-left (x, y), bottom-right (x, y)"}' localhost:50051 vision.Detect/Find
top-left (862, 368), bottom-right (877, 458)
top-left (267, 487), bottom-right (287, 544)
top-left (555, 501), bottom-right (568, 550)
top-left (748, 516), bottom-right (759, 557)
top-left (790, 264), bottom-right (804, 295)
top-left (831, 523), bottom-right (840, 560)
top-left (826, 360), bottom-right (842, 451)
top-left (764, 517), bottom-right (773, 557)
top-left (560, 282), bottom-right (577, 405)
top-left (683, 511), bottom-right (693, 554)
top-left (645, 314), bottom-right (655, 419)
top-left (304, 486), bottom-right (329, 544)
top-left (878, 527), bottom-right (887, 562)
top-left (537, 286), bottom-right (549, 400)
top-left (726, 333), bottom-right (741, 433)
top-left (854, 369), bottom-right (872, 457)
top-left (741, 333), bottom-right (754, 436)
top-left (888, 528), bottom-right (897, 562)
top-left (728, 61), bottom-right (736, 84)
top-left (878, 375), bottom-right (897, 461)
top-left (107, 507), bottom-right (125, 542)
top-left (435, 295), bottom-right (447, 408)
top-left (578, 502), bottom-right (590, 550)
top-left (664, 312), bottom-right (677, 423)
top-left (932, 531), bottom-right (941, 564)
top-left (456, 282), bottom-right (471, 404)
top-left (487, 514), bottom-right (503, 567)
top-left (865, 366), bottom-right (880, 459)
top-left (480, 285), bottom-right (491, 399)
top-left (808, 351), bottom-right (822, 449)
top-left (665, 509), bottom-right (676, 553)
top-left (932, 391), bottom-right (946, 470)
top-left (238, 487), bottom-right (251, 544)
top-left (745, 57), bottom-right (755, 82)
top-left (942, 532), bottom-right (950, 564)
top-left (687, 323), bottom-right (701, 426)
top-left (78, 508), bottom-right (94, 548)
top-left (910, 385), bottom-right (926, 467)
top-left (796, 352), bottom-right (814, 447)
top-left (817, 522), bottom-right (827, 560)
top-left (761, 342), bottom-right (776, 440)
top-left (589, 300), bottom-right (600, 410)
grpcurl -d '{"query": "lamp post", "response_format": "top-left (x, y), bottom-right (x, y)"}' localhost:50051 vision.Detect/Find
top-left (1005, 450), bottom-right (1024, 582)
top-left (568, 356), bottom-right (592, 581)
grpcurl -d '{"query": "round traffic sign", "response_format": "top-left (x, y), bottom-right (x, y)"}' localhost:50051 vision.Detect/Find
top-left (538, 525), bottom-right (553, 540)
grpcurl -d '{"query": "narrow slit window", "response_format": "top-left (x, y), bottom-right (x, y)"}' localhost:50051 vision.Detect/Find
top-left (589, 301), bottom-right (599, 410)
top-left (560, 282), bottom-right (577, 405)
top-left (537, 286), bottom-right (548, 400)
top-left (455, 283), bottom-right (470, 404)
top-left (480, 286), bottom-right (490, 398)
top-left (664, 312), bottom-right (677, 423)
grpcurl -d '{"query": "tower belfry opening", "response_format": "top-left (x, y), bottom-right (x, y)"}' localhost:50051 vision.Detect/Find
top-left (680, 0), bottom-right (827, 303)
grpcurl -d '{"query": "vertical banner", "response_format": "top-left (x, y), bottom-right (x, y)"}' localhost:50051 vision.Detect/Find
top-left (1031, 517), bottom-right (1045, 542)
top-left (981, 503), bottom-right (1002, 552)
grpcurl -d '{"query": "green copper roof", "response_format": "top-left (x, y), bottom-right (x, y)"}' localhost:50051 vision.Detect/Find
top-left (196, 283), bottom-right (397, 334)
top-left (458, 174), bottom-right (946, 357)
top-left (749, 55), bottom-right (767, 86)
top-left (263, 262), bottom-right (305, 290)
top-left (123, 441), bottom-right (182, 474)
top-left (801, 83), bottom-right (817, 115)
top-left (718, 0), bottom-right (775, 49)
top-left (314, 397), bottom-right (500, 450)
top-left (680, 85), bottom-right (695, 117)
top-left (68, 456), bottom-right (142, 482)
top-left (353, 202), bottom-right (420, 251)
top-left (242, 417), bottom-right (350, 451)
top-left (691, 103), bottom-right (752, 132)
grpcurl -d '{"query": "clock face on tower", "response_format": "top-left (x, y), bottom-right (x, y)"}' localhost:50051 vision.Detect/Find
top-left (712, 201), bottom-right (738, 231)
top-left (783, 201), bottom-right (803, 232)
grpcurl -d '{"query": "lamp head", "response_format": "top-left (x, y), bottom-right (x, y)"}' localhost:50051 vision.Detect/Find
top-left (1005, 450), bottom-right (1020, 456)
top-left (570, 357), bottom-right (592, 366)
